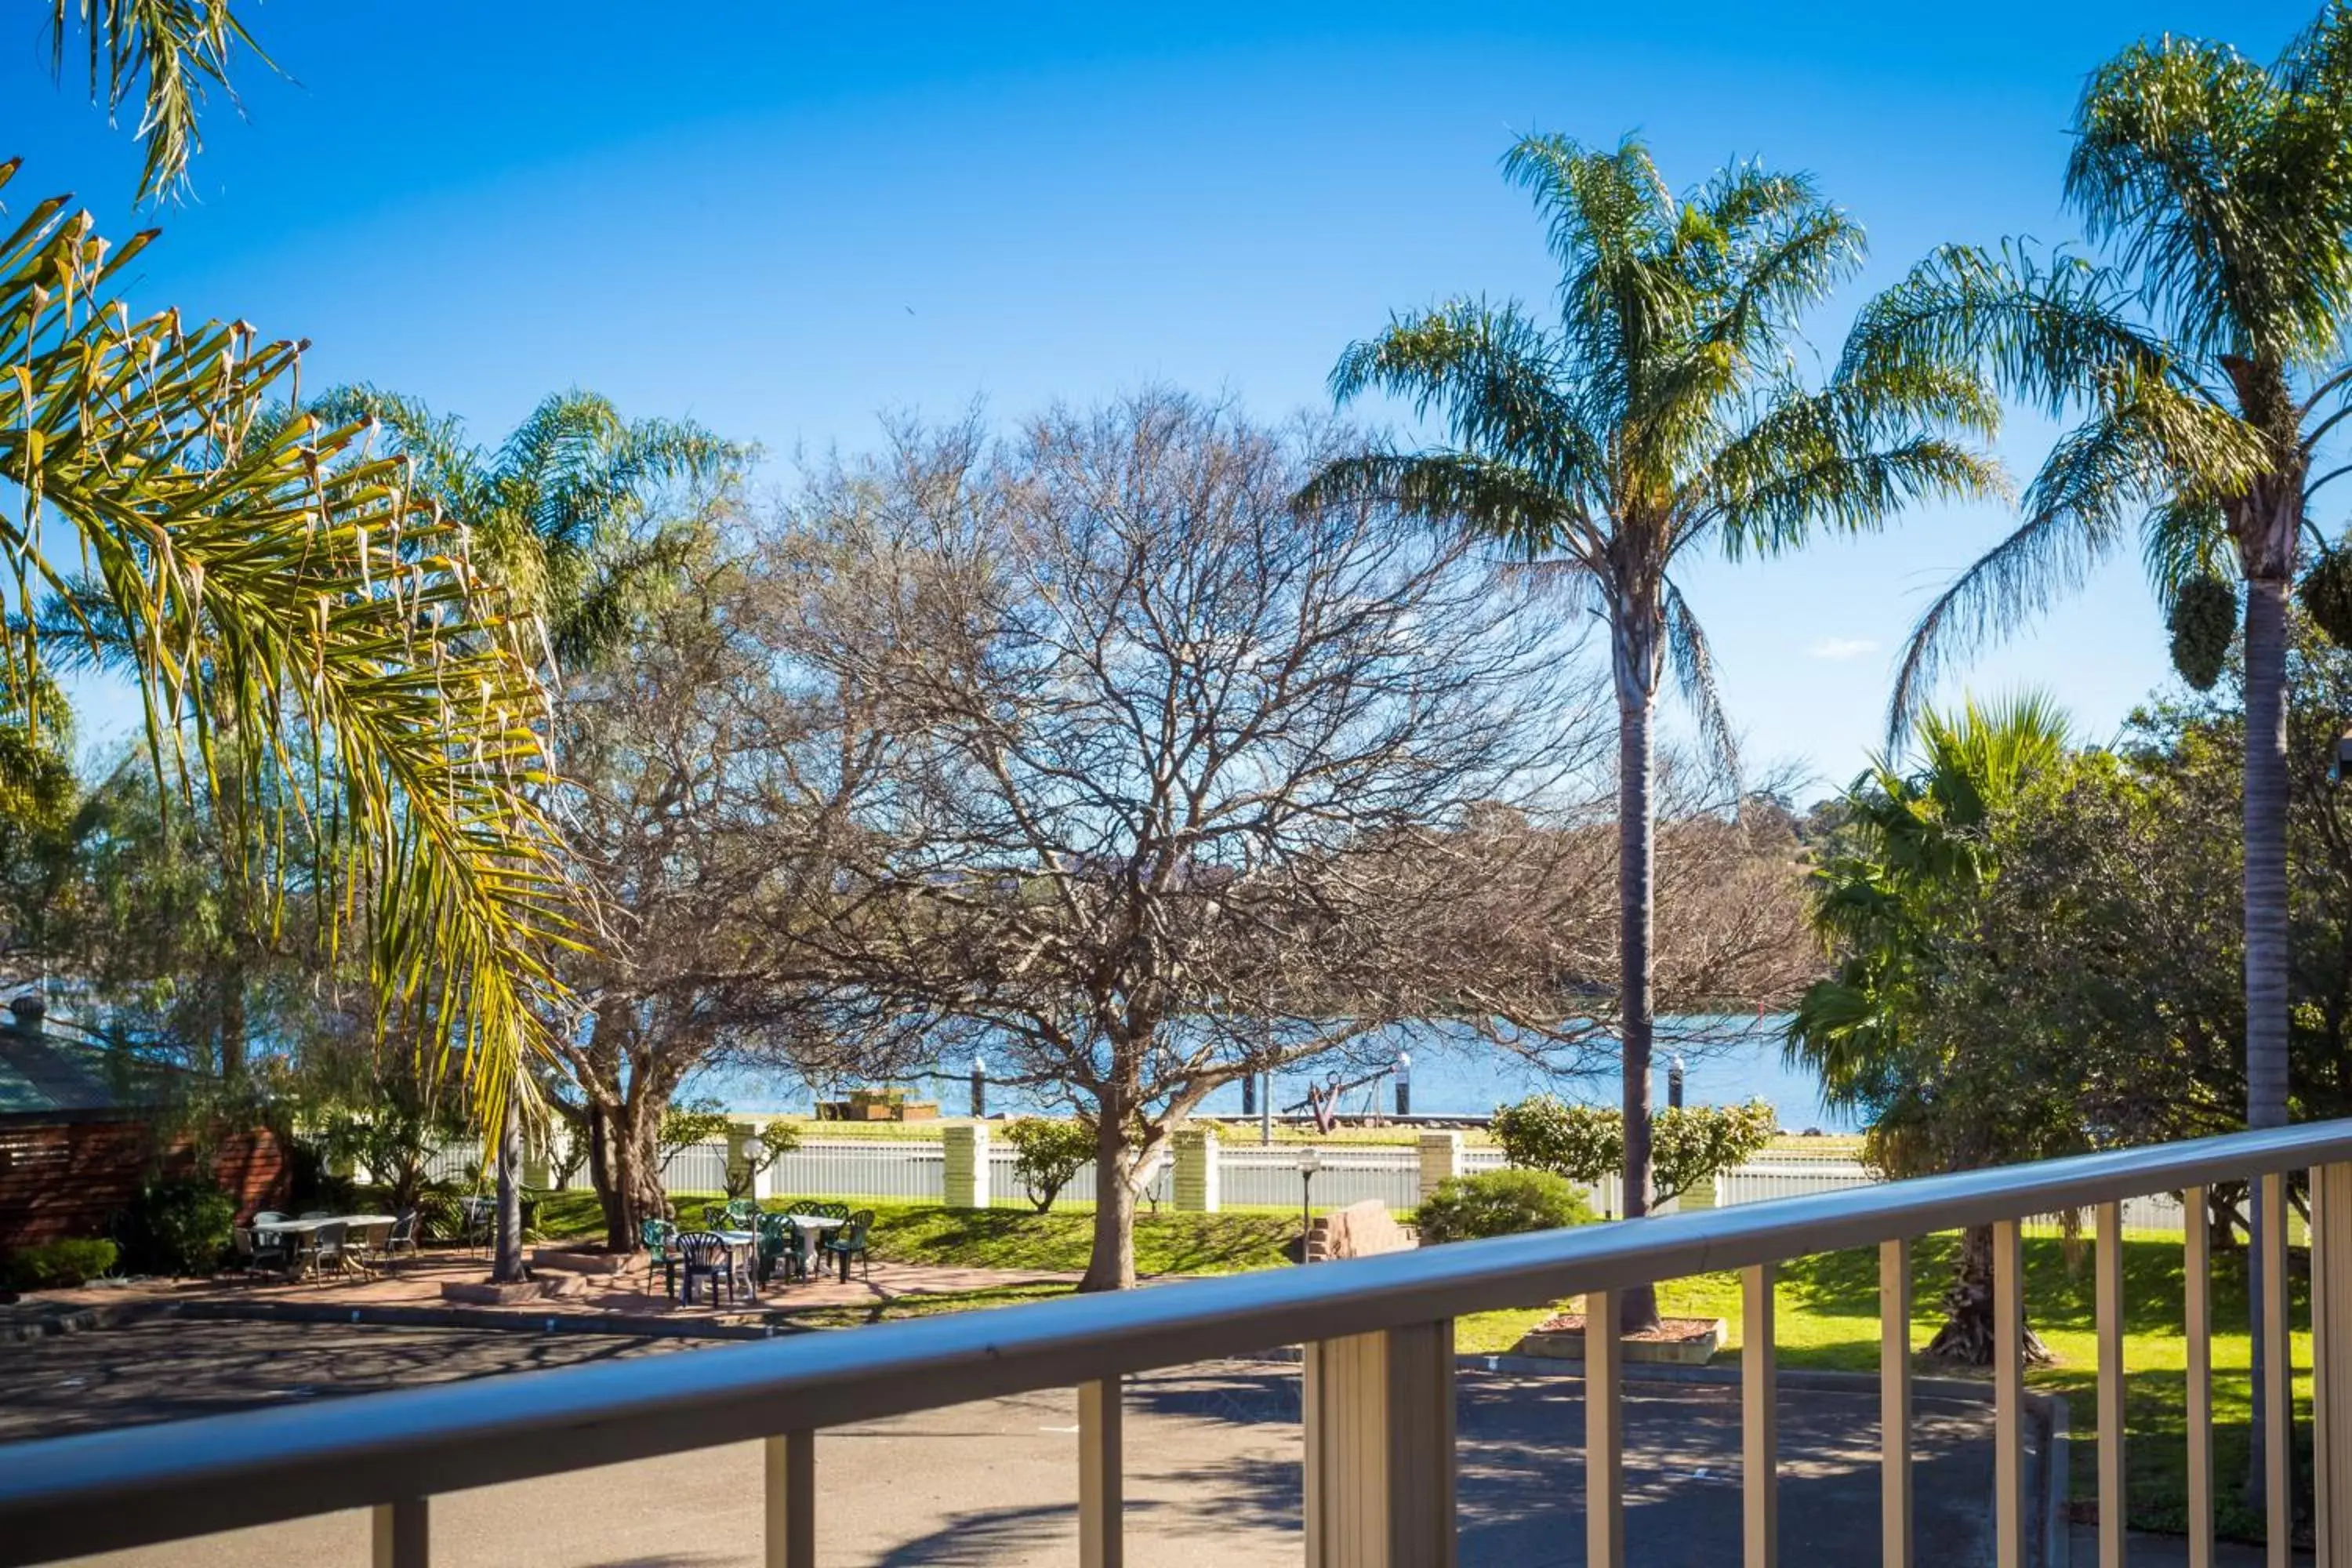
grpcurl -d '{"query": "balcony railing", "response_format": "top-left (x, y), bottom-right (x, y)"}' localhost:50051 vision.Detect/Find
top-left (5, 1120), bottom-right (2352, 1567)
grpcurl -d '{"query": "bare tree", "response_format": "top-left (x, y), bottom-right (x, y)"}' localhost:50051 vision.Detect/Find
top-left (771, 391), bottom-right (1638, 1290)
top-left (541, 561), bottom-right (861, 1252)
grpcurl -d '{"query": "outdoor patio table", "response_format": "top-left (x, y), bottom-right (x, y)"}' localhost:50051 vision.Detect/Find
top-left (253, 1215), bottom-right (394, 1277)
top-left (713, 1230), bottom-right (762, 1302)
top-left (782, 1214), bottom-right (844, 1280)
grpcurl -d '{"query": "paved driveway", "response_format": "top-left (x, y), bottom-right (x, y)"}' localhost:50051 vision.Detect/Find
top-left (9, 1321), bottom-right (2016, 1566)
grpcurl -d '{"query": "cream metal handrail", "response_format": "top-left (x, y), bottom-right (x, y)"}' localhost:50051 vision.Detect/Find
top-left (5, 1121), bottom-right (2352, 1566)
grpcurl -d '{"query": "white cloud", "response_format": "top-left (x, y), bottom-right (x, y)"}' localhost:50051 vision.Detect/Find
top-left (1808, 637), bottom-right (1878, 662)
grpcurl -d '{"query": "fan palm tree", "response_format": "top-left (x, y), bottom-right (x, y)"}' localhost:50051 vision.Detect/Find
top-left (1788, 694), bottom-right (2074, 1362)
top-left (1305, 133), bottom-right (2003, 1330)
top-left (1844, 7), bottom-right (2352, 1456)
top-left (307, 387), bottom-right (744, 1281)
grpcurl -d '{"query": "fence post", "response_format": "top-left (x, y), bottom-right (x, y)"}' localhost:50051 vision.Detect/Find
top-left (1174, 1127), bottom-right (1220, 1213)
top-left (942, 1123), bottom-right (990, 1209)
top-left (1304, 1321), bottom-right (1457, 1566)
top-left (2314, 1163), bottom-right (2352, 1566)
top-left (1416, 1132), bottom-right (1461, 1206)
top-left (721, 1123), bottom-right (757, 1199)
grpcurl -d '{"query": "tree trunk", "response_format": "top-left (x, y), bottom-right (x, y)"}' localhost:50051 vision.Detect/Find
top-left (1079, 1110), bottom-right (1139, 1292)
top-left (1925, 1223), bottom-right (2054, 1367)
top-left (490, 1093), bottom-right (527, 1283)
top-left (2242, 572), bottom-right (2292, 1510)
top-left (1612, 590), bottom-right (1661, 1334)
top-left (599, 1098), bottom-right (669, 1253)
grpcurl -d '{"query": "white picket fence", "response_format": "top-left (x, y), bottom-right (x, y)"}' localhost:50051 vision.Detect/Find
top-left (413, 1131), bottom-right (2203, 1231)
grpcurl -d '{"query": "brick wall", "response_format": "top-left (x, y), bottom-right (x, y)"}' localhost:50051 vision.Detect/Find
top-left (0, 1120), bottom-right (289, 1250)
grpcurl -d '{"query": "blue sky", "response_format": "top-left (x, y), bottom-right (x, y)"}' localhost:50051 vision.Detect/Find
top-left (14, 1), bottom-right (2325, 797)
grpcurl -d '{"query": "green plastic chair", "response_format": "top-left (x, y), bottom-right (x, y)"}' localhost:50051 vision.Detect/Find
top-left (641, 1218), bottom-right (679, 1298)
top-left (757, 1211), bottom-right (801, 1284)
top-left (725, 1198), bottom-right (759, 1232)
top-left (822, 1209), bottom-right (873, 1282)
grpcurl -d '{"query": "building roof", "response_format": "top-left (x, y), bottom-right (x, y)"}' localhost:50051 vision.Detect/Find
top-left (0, 998), bottom-right (174, 1121)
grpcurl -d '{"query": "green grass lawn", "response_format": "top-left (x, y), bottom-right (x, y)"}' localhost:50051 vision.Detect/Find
top-left (532, 1190), bottom-right (1298, 1276)
top-left (1458, 1230), bottom-right (2309, 1544)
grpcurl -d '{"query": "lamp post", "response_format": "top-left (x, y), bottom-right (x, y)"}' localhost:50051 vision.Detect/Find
top-left (970, 1057), bottom-right (986, 1120)
top-left (1668, 1054), bottom-right (1685, 1111)
top-left (1296, 1146), bottom-right (1323, 1258)
top-left (1395, 1051), bottom-right (1413, 1118)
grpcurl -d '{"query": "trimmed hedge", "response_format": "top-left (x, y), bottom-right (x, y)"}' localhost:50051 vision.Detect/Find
top-left (1414, 1168), bottom-right (1592, 1245)
top-left (1, 1237), bottom-right (119, 1290)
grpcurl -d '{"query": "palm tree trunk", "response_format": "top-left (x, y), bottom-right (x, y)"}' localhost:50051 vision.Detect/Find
top-left (1613, 595), bottom-right (1661, 1335)
top-left (2242, 570), bottom-right (2292, 1508)
top-left (490, 1093), bottom-right (527, 1284)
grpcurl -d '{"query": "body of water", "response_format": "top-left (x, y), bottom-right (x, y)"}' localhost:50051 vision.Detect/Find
top-left (690, 1014), bottom-right (1860, 1134)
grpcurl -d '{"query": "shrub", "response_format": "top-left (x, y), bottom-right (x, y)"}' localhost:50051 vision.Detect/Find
top-left (1414, 1169), bottom-right (1592, 1245)
top-left (1490, 1094), bottom-right (1777, 1204)
top-left (0, 1238), bottom-right (118, 1290)
top-left (1005, 1117), bottom-right (1094, 1212)
top-left (113, 1176), bottom-right (238, 1276)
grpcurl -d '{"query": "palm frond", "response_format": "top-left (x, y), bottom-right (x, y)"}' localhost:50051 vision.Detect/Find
top-left (1294, 451), bottom-right (1588, 561)
top-left (1699, 376), bottom-right (2008, 561)
top-left (2140, 495), bottom-right (2235, 607)
top-left (0, 168), bottom-right (569, 1126)
top-left (1841, 241), bottom-right (2177, 419)
top-left (48, 0), bottom-right (274, 202)
top-left (1327, 299), bottom-right (1597, 487)
top-left (1884, 407), bottom-right (2161, 741)
top-left (2067, 16), bottom-right (2352, 363)
top-left (1663, 576), bottom-right (1739, 782)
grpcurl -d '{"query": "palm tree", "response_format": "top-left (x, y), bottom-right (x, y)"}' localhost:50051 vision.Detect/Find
top-left (1845, 5), bottom-right (2352, 1461)
top-left (1788, 694), bottom-right (2074, 1362)
top-left (0, 170), bottom-right (568, 1172)
top-left (310, 387), bottom-right (743, 677)
top-left (311, 386), bottom-right (745, 1282)
top-left (1306, 134), bottom-right (2002, 1330)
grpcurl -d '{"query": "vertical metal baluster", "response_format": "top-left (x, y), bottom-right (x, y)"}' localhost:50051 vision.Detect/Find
top-left (2183, 1186), bottom-right (2215, 1568)
top-left (764, 1430), bottom-right (814, 1568)
top-left (1881, 1239), bottom-right (1913, 1568)
top-left (2262, 1171), bottom-right (2292, 1568)
top-left (2096, 1200), bottom-right (2126, 1568)
top-left (2314, 1163), bottom-right (2351, 1568)
top-left (1994, 1218), bottom-right (2026, 1568)
top-left (1587, 1288), bottom-right (1624, 1568)
top-left (372, 1497), bottom-right (427, 1568)
top-left (1080, 1378), bottom-right (1123, 1568)
top-left (1743, 1264), bottom-right (1778, 1568)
